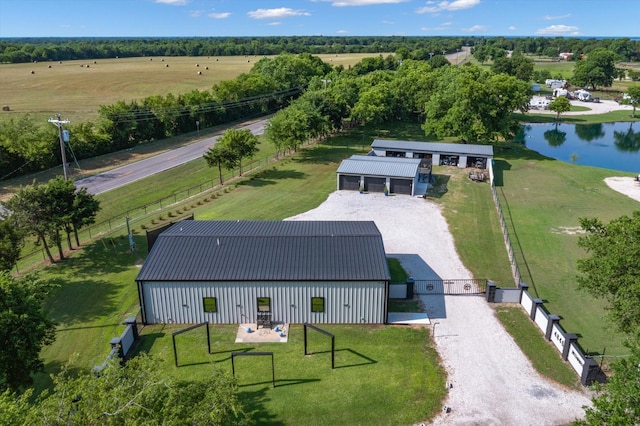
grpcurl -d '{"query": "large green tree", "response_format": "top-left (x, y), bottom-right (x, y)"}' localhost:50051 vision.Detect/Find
top-left (0, 273), bottom-right (56, 392)
top-left (203, 139), bottom-right (238, 185)
top-left (548, 96), bottom-right (572, 121)
top-left (620, 84), bottom-right (640, 118)
top-left (0, 354), bottom-right (251, 425)
top-left (422, 65), bottom-right (530, 142)
top-left (577, 211), bottom-right (640, 335)
top-left (572, 48), bottom-right (617, 90)
top-left (574, 335), bottom-right (640, 426)
top-left (0, 219), bottom-right (22, 272)
top-left (218, 128), bottom-right (259, 176)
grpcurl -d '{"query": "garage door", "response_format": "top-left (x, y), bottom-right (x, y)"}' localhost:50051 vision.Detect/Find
top-left (339, 174), bottom-right (360, 191)
top-left (365, 177), bottom-right (386, 193)
top-left (390, 178), bottom-right (412, 195)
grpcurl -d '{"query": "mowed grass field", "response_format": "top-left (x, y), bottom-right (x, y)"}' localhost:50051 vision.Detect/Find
top-left (0, 53), bottom-right (383, 123)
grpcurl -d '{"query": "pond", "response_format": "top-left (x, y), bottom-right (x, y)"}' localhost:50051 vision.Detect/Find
top-left (518, 122), bottom-right (640, 174)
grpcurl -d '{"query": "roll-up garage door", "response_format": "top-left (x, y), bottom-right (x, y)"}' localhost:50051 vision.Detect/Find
top-left (390, 178), bottom-right (412, 195)
top-left (365, 177), bottom-right (386, 193)
top-left (339, 174), bottom-right (361, 190)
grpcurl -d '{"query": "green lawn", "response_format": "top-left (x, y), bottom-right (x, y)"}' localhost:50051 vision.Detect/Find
top-left (136, 323), bottom-right (445, 425)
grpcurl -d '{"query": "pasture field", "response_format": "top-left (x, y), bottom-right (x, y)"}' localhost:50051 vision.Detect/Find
top-left (0, 53), bottom-right (383, 123)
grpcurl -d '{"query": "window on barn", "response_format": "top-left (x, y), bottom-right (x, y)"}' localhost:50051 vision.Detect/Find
top-left (203, 297), bottom-right (217, 313)
top-left (311, 297), bottom-right (325, 313)
top-left (257, 297), bottom-right (271, 312)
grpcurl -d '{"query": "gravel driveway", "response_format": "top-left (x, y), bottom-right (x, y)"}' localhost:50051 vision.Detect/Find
top-left (287, 191), bottom-right (591, 425)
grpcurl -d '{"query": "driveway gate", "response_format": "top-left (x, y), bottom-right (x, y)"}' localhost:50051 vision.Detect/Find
top-left (414, 279), bottom-right (486, 295)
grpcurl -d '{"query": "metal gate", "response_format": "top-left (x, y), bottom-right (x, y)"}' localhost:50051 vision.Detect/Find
top-left (414, 279), bottom-right (486, 295)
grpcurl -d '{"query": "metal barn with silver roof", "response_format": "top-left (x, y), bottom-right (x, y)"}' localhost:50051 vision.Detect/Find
top-left (336, 155), bottom-right (421, 196)
top-left (136, 220), bottom-right (390, 325)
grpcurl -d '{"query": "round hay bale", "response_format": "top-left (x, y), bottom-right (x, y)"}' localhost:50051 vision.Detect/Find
top-left (80, 64), bottom-right (84, 67)
top-left (86, 64), bottom-right (90, 68)
top-left (165, 64), bottom-right (169, 67)
top-left (149, 58), bottom-right (153, 61)
top-left (30, 70), bottom-right (35, 74)
top-left (161, 58), bottom-right (165, 62)
top-left (216, 58), bottom-right (219, 61)
top-left (48, 65), bottom-right (52, 68)
top-left (2, 105), bottom-right (10, 111)
top-left (93, 60), bottom-right (97, 64)
top-left (196, 63), bottom-right (199, 67)
top-left (58, 61), bottom-right (62, 64)
top-left (197, 71), bottom-right (202, 75)
top-left (205, 66), bottom-right (209, 70)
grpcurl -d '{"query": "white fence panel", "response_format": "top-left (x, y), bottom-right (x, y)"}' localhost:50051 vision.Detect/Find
top-left (534, 306), bottom-right (548, 333)
top-left (521, 290), bottom-right (534, 314)
top-left (550, 323), bottom-right (565, 352)
top-left (568, 342), bottom-right (587, 375)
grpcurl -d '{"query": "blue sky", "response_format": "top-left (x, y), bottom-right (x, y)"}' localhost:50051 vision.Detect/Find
top-left (0, 0), bottom-right (638, 38)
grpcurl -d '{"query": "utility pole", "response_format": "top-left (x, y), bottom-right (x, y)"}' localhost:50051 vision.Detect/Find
top-left (48, 114), bottom-right (70, 180)
top-left (321, 78), bottom-right (331, 91)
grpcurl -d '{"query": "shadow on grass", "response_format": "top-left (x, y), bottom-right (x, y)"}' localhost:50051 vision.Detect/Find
top-left (240, 169), bottom-right (307, 187)
top-left (46, 278), bottom-right (122, 325)
top-left (131, 332), bottom-right (166, 355)
top-left (425, 174), bottom-right (450, 199)
top-left (239, 388), bottom-right (285, 426)
top-left (295, 145), bottom-right (358, 164)
top-left (310, 348), bottom-right (377, 369)
top-left (237, 378), bottom-right (321, 388)
top-left (210, 347), bottom-right (255, 363)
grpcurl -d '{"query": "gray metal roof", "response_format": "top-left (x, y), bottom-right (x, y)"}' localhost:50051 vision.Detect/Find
top-left (371, 139), bottom-right (494, 157)
top-left (336, 155), bottom-right (420, 178)
top-left (136, 220), bottom-right (389, 282)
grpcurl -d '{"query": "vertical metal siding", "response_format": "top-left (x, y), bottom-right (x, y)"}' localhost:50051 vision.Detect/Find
top-left (141, 281), bottom-right (386, 324)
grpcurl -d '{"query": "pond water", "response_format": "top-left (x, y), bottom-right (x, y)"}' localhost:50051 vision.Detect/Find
top-left (518, 122), bottom-right (640, 174)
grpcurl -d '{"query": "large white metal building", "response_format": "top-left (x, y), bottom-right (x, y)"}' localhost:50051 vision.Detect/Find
top-left (136, 220), bottom-right (390, 325)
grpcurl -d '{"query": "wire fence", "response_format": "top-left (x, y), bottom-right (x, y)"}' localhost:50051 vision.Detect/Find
top-left (490, 184), bottom-right (523, 289)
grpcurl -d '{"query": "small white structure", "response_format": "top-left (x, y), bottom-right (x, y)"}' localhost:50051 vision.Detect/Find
top-left (546, 79), bottom-right (567, 89)
top-left (529, 96), bottom-right (550, 109)
top-left (574, 89), bottom-right (591, 102)
top-left (553, 88), bottom-right (569, 98)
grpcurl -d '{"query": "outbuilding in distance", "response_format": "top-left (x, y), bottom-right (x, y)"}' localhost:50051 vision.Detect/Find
top-left (136, 220), bottom-right (390, 325)
top-left (371, 139), bottom-right (493, 170)
top-left (336, 155), bottom-right (422, 196)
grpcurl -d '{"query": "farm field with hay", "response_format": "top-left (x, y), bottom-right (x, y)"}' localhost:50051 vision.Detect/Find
top-left (0, 53), bottom-right (382, 123)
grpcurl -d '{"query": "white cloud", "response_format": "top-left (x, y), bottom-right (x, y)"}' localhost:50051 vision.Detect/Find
top-left (325, 0), bottom-right (409, 6)
top-left (337, 29), bottom-right (350, 33)
top-left (155, 0), bottom-right (188, 5)
top-left (268, 22), bottom-right (282, 26)
top-left (544, 13), bottom-right (571, 20)
top-left (208, 12), bottom-right (231, 19)
top-left (417, 0), bottom-right (480, 14)
top-left (189, 10), bottom-right (202, 18)
top-left (462, 24), bottom-right (487, 33)
top-left (508, 25), bottom-right (516, 31)
top-left (248, 8), bottom-right (311, 19)
top-left (535, 24), bottom-right (580, 36)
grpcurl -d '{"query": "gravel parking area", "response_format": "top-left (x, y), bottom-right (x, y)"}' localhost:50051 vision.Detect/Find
top-left (287, 191), bottom-right (591, 425)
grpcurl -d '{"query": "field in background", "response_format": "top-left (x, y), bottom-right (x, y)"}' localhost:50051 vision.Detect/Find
top-left (0, 53), bottom-right (384, 123)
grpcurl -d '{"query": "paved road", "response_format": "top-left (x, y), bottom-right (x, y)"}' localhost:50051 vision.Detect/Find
top-left (76, 120), bottom-right (266, 195)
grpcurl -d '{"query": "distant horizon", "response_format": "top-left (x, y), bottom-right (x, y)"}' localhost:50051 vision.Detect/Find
top-left (1, 0), bottom-right (638, 39)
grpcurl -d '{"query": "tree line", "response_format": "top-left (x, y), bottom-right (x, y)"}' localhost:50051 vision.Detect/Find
top-left (0, 35), bottom-right (468, 64)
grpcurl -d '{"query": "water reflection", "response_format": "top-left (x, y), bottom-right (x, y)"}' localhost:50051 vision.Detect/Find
top-left (543, 128), bottom-right (567, 147)
top-left (613, 123), bottom-right (640, 152)
top-left (574, 123), bottom-right (605, 142)
top-left (522, 122), bottom-right (640, 173)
